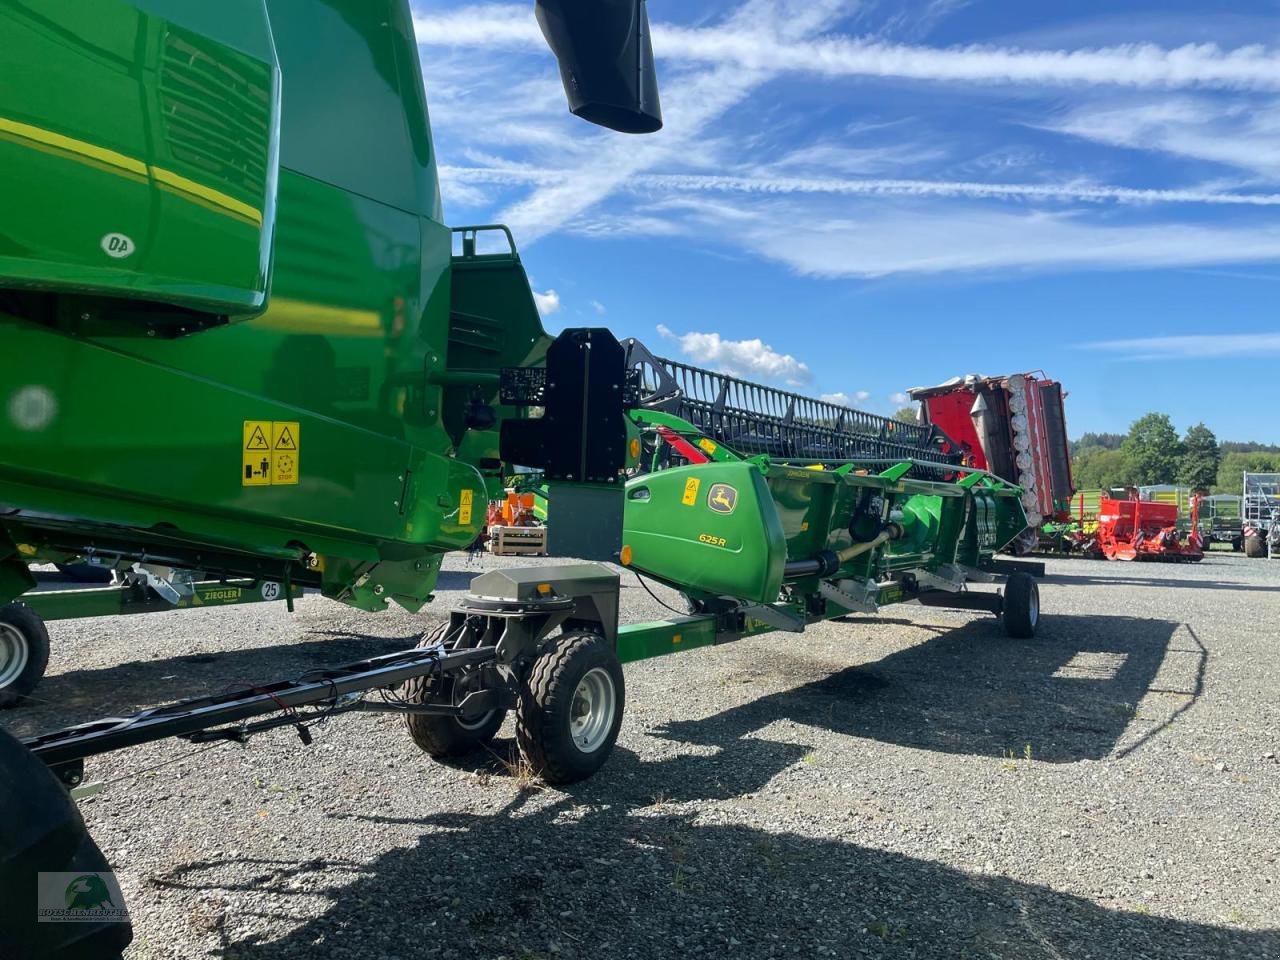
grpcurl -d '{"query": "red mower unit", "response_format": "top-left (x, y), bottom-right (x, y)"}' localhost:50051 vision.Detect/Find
top-left (1097, 490), bottom-right (1205, 562)
top-left (911, 372), bottom-right (1074, 550)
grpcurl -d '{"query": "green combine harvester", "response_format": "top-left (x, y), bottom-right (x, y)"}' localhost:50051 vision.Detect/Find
top-left (0, 2), bottom-right (1041, 955)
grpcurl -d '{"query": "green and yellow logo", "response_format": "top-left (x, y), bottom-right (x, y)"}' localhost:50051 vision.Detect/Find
top-left (706, 483), bottom-right (737, 515)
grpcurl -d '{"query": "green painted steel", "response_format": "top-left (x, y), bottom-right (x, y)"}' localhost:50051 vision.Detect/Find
top-left (21, 579), bottom-right (303, 621)
top-left (623, 462), bottom-right (787, 603)
top-left (0, 1), bottom-right (557, 613)
top-left (620, 409), bottom-right (1029, 609)
top-left (615, 614), bottom-right (719, 664)
top-left (0, 0), bottom-right (279, 316)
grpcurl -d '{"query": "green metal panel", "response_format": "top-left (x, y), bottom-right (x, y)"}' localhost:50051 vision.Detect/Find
top-left (0, 0), bottom-right (279, 316)
top-left (623, 462), bottom-right (787, 603)
top-left (615, 614), bottom-right (719, 664)
top-left (22, 579), bottom-right (302, 621)
top-left (0, 1), bottom-right (550, 613)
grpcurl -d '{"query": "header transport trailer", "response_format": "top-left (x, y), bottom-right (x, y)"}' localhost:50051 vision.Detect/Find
top-left (0, 2), bottom-right (1039, 956)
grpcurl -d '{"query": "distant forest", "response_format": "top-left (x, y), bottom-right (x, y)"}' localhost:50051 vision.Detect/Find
top-left (1069, 419), bottom-right (1280, 494)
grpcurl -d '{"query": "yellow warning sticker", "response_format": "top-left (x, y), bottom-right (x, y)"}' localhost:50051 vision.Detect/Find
top-left (681, 476), bottom-right (701, 506)
top-left (272, 421), bottom-right (299, 485)
top-left (242, 420), bottom-right (301, 486)
top-left (459, 488), bottom-right (474, 526)
top-left (697, 438), bottom-right (718, 456)
top-left (242, 420), bottom-right (272, 485)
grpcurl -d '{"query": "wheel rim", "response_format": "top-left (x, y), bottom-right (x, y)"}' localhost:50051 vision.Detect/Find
top-left (1028, 587), bottom-right (1040, 626)
top-left (453, 670), bottom-right (494, 731)
top-left (456, 708), bottom-right (495, 731)
top-left (0, 622), bottom-right (30, 689)
top-left (569, 667), bottom-right (616, 754)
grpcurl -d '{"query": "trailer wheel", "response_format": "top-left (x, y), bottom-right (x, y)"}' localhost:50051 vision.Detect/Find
top-left (1001, 572), bottom-right (1040, 639)
top-left (517, 631), bottom-right (624, 785)
top-left (402, 622), bottom-right (505, 758)
top-left (0, 604), bottom-right (50, 709)
top-left (1231, 536), bottom-right (1243, 552)
top-left (1244, 535), bottom-right (1266, 558)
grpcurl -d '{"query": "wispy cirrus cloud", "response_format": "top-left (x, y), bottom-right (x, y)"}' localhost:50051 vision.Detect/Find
top-left (1079, 332), bottom-right (1280, 360)
top-left (415, 6), bottom-right (1280, 91)
top-left (717, 204), bottom-right (1280, 278)
top-left (439, 164), bottom-right (1280, 207)
top-left (1043, 97), bottom-right (1280, 180)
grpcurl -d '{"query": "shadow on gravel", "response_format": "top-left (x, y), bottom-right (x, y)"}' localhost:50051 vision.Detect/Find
top-left (174, 776), bottom-right (1277, 960)
top-left (1040, 572), bottom-right (1270, 592)
top-left (659, 614), bottom-right (1191, 763)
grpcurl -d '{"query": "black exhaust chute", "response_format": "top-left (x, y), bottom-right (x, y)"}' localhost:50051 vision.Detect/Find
top-left (536, 0), bottom-right (663, 134)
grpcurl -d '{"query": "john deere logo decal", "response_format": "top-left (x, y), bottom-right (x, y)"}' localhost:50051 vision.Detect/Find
top-left (707, 483), bottom-right (737, 514)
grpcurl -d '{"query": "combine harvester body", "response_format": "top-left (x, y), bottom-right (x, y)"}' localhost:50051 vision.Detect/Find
top-left (0, 2), bottom-right (1042, 955)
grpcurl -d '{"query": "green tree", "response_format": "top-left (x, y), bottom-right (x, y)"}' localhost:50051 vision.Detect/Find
top-left (1072, 447), bottom-right (1131, 490)
top-left (1215, 450), bottom-right (1280, 493)
top-left (892, 405), bottom-right (919, 424)
top-left (1177, 422), bottom-right (1220, 491)
top-left (1121, 413), bottom-right (1183, 485)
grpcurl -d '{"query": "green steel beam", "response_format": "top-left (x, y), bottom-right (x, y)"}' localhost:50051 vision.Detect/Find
top-left (21, 579), bottom-right (303, 622)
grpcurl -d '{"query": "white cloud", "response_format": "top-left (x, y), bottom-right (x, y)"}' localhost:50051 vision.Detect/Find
top-left (440, 164), bottom-right (1280, 208)
top-left (819, 390), bottom-right (873, 406)
top-left (532, 289), bottom-right (561, 316)
top-left (890, 392), bottom-right (913, 404)
top-left (426, 1), bottom-right (862, 242)
top-left (657, 324), bottom-right (812, 385)
top-left (1079, 332), bottom-right (1280, 359)
top-left (725, 205), bottom-right (1280, 278)
top-left (416, 7), bottom-right (1280, 92)
top-left (589, 299), bottom-right (607, 316)
top-left (1043, 97), bottom-right (1280, 180)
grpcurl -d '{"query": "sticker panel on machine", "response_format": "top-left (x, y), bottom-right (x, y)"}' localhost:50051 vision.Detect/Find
top-left (681, 477), bottom-right (700, 506)
top-left (242, 420), bottom-right (300, 486)
top-left (459, 489), bottom-right (474, 526)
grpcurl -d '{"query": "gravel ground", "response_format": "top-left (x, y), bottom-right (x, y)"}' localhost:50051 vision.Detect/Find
top-left (4, 549), bottom-right (1279, 959)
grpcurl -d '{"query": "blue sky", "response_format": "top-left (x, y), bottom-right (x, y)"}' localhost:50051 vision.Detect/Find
top-left (413, 0), bottom-right (1280, 442)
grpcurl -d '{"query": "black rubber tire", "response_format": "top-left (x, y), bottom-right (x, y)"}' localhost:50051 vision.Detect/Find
top-left (1231, 536), bottom-right (1243, 552)
top-left (0, 728), bottom-right (133, 958)
top-left (0, 604), bottom-right (50, 709)
top-left (1001, 572), bottom-right (1040, 639)
top-left (1244, 535), bottom-right (1266, 558)
top-left (402, 622), bottom-right (505, 758)
top-left (516, 631), bottom-right (624, 785)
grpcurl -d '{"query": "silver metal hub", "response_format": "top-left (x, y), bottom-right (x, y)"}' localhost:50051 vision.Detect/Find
top-left (0, 622), bottom-right (30, 689)
top-left (1028, 588), bottom-right (1040, 626)
top-left (569, 667), bottom-right (616, 754)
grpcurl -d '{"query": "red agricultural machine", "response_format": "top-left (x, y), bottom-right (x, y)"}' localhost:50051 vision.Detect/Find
top-left (1095, 490), bottom-right (1205, 562)
top-left (911, 372), bottom-right (1074, 551)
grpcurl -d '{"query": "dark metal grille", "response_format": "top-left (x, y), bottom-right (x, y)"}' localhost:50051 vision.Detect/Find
top-left (624, 340), bottom-right (960, 474)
